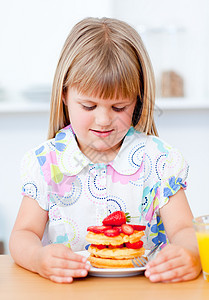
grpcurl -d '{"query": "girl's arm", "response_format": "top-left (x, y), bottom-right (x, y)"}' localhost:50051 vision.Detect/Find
top-left (9, 196), bottom-right (90, 283)
top-left (144, 188), bottom-right (201, 282)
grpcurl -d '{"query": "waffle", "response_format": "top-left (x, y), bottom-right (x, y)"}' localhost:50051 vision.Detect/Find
top-left (86, 230), bottom-right (145, 269)
top-left (88, 244), bottom-right (145, 259)
top-left (88, 255), bottom-right (137, 268)
top-left (86, 230), bottom-right (144, 246)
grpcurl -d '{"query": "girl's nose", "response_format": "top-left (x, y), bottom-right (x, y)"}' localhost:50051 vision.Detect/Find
top-left (95, 108), bottom-right (112, 127)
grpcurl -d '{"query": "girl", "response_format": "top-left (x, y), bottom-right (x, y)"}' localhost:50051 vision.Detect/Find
top-left (9, 17), bottom-right (201, 283)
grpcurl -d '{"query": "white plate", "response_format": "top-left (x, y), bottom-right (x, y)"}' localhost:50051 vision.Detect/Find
top-left (76, 250), bottom-right (146, 278)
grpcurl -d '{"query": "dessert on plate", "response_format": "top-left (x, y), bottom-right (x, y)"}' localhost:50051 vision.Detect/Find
top-left (86, 211), bottom-right (146, 268)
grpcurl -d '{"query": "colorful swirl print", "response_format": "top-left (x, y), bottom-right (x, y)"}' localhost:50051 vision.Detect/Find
top-left (107, 195), bottom-right (126, 214)
top-left (84, 166), bottom-right (107, 205)
top-left (143, 153), bottom-right (152, 182)
top-left (128, 143), bottom-right (145, 169)
top-left (49, 177), bottom-right (82, 207)
top-left (62, 217), bottom-right (80, 246)
top-left (49, 203), bottom-right (62, 222)
top-left (155, 153), bottom-right (167, 181)
top-left (22, 182), bottom-right (39, 200)
top-left (52, 218), bottom-right (80, 248)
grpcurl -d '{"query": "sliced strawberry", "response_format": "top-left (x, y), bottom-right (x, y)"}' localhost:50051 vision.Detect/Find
top-left (102, 211), bottom-right (130, 226)
top-left (108, 244), bottom-right (124, 249)
top-left (87, 225), bottom-right (112, 234)
top-left (131, 225), bottom-right (146, 231)
top-left (126, 240), bottom-right (143, 249)
top-left (87, 226), bottom-right (96, 232)
top-left (121, 224), bottom-right (134, 235)
top-left (104, 228), bottom-right (120, 237)
top-left (114, 226), bottom-right (123, 233)
top-left (91, 244), bottom-right (107, 249)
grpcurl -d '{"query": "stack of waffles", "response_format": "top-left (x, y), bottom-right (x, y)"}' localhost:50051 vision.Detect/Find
top-left (86, 211), bottom-right (146, 268)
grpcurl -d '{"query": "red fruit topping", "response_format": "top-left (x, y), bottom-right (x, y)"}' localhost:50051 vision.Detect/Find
top-left (131, 225), bottom-right (146, 231)
top-left (121, 224), bottom-right (134, 235)
top-left (91, 244), bottom-right (107, 250)
top-left (126, 240), bottom-right (144, 249)
top-left (87, 225), bottom-right (112, 234)
top-left (87, 226), bottom-right (96, 232)
top-left (104, 228), bottom-right (120, 237)
top-left (114, 226), bottom-right (123, 233)
top-left (108, 244), bottom-right (124, 249)
top-left (102, 211), bottom-right (130, 226)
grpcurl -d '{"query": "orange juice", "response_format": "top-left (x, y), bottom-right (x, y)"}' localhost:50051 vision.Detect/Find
top-left (196, 232), bottom-right (209, 281)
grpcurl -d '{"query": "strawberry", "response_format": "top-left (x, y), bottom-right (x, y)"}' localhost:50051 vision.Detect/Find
top-left (91, 244), bottom-right (107, 249)
top-left (102, 211), bottom-right (130, 226)
top-left (121, 224), bottom-right (134, 235)
top-left (114, 226), bottom-right (123, 233)
top-left (126, 240), bottom-right (143, 249)
top-left (131, 225), bottom-right (146, 231)
top-left (104, 228), bottom-right (120, 237)
top-left (87, 225), bottom-right (112, 234)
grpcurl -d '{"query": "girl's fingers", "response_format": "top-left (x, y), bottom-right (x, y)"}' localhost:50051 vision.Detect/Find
top-left (50, 257), bottom-right (90, 270)
top-left (145, 245), bottom-right (200, 282)
top-left (36, 245), bottom-right (91, 282)
top-left (169, 272), bottom-right (197, 283)
top-left (49, 268), bottom-right (89, 282)
top-left (64, 251), bottom-right (88, 263)
top-left (49, 275), bottom-right (74, 283)
top-left (146, 265), bottom-right (190, 282)
top-left (146, 246), bottom-right (180, 268)
top-left (146, 262), bottom-right (198, 282)
top-left (147, 268), bottom-right (196, 283)
top-left (51, 245), bottom-right (88, 263)
top-left (146, 255), bottom-right (184, 274)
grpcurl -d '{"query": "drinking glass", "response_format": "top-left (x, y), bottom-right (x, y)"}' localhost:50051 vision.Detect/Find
top-left (193, 215), bottom-right (209, 282)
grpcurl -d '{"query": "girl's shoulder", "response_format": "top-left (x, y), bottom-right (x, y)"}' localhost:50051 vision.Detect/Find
top-left (21, 137), bottom-right (56, 172)
top-left (28, 137), bottom-right (56, 158)
top-left (25, 125), bottom-right (74, 160)
top-left (129, 128), bottom-right (177, 158)
top-left (22, 125), bottom-right (78, 174)
top-left (129, 129), bottom-right (188, 170)
top-left (145, 134), bottom-right (173, 157)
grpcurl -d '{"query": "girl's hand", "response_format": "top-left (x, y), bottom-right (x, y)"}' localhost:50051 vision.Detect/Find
top-left (144, 244), bottom-right (201, 283)
top-left (34, 244), bottom-right (90, 283)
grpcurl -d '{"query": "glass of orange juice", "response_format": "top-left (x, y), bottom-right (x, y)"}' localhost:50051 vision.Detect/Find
top-left (193, 215), bottom-right (209, 282)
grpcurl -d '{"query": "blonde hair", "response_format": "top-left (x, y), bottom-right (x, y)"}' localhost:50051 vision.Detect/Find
top-left (48, 17), bottom-right (158, 139)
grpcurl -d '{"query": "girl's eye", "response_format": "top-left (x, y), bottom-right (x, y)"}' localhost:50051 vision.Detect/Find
top-left (112, 106), bottom-right (126, 112)
top-left (82, 105), bottom-right (96, 111)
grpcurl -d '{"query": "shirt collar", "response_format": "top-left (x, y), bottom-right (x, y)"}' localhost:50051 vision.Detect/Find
top-left (55, 125), bottom-right (147, 176)
top-left (110, 127), bottom-right (147, 175)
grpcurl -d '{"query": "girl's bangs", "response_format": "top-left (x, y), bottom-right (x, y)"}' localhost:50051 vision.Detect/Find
top-left (65, 50), bottom-right (140, 100)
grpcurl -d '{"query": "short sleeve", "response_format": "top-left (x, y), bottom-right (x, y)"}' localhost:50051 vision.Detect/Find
top-left (20, 149), bottom-right (49, 211)
top-left (159, 148), bottom-right (189, 208)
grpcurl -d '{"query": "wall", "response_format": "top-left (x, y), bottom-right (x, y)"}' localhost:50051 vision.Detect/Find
top-left (155, 109), bottom-right (209, 217)
top-left (112, 0), bottom-right (209, 99)
top-left (0, 0), bottom-right (112, 94)
top-left (0, 112), bottom-right (49, 252)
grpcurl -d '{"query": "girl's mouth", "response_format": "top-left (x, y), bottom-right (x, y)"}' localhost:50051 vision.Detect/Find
top-left (90, 129), bottom-right (114, 138)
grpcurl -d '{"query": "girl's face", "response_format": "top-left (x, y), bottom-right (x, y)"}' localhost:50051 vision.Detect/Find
top-left (64, 87), bottom-right (137, 163)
